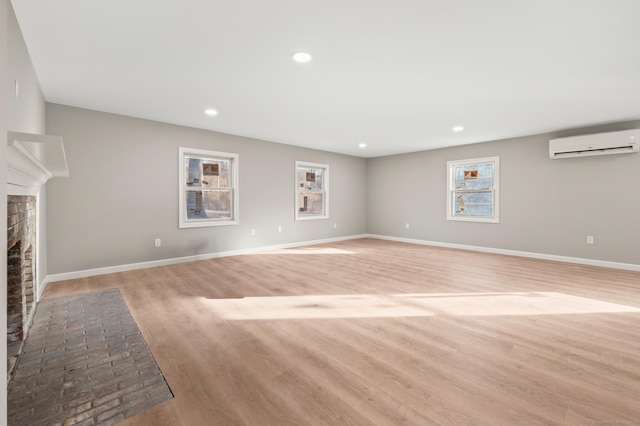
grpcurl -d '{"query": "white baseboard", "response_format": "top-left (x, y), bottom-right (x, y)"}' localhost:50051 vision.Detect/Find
top-left (44, 232), bottom-right (640, 284)
top-left (45, 234), bottom-right (369, 283)
top-left (37, 276), bottom-right (49, 301)
top-left (367, 234), bottom-right (640, 272)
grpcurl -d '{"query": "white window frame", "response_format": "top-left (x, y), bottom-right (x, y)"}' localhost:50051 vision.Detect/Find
top-left (295, 161), bottom-right (329, 220)
top-left (179, 147), bottom-right (239, 228)
top-left (447, 156), bottom-right (499, 223)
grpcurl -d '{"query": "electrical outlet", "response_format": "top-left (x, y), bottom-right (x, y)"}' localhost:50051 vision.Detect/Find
top-left (587, 236), bottom-right (594, 245)
top-left (154, 238), bottom-right (161, 247)
top-left (251, 229), bottom-right (256, 236)
top-left (405, 223), bottom-right (410, 229)
top-left (278, 226), bottom-right (282, 234)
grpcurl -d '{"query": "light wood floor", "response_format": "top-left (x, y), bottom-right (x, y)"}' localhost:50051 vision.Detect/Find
top-left (42, 238), bottom-right (640, 425)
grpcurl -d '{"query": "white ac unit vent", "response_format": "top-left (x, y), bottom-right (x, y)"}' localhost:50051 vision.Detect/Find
top-left (549, 129), bottom-right (639, 159)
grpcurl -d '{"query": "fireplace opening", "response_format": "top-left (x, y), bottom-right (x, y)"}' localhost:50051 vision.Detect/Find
top-left (7, 195), bottom-right (37, 384)
top-left (8, 241), bottom-right (34, 342)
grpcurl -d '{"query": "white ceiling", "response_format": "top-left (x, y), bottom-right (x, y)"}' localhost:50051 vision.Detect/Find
top-left (11, 0), bottom-right (640, 158)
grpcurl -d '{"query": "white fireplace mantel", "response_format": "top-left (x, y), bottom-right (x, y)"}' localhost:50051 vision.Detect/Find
top-left (7, 131), bottom-right (69, 195)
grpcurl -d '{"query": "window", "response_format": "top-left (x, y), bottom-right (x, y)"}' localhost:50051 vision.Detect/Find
top-left (179, 147), bottom-right (239, 228)
top-left (295, 161), bottom-right (329, 220)
top-left (447, 156), bottom-right (499, 223)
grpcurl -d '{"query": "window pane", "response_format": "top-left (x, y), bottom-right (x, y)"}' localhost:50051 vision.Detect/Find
top-left (453, 191), bottom-right (494, 217)
top-left (186, 157), bottom-right (231, 188)
top-left (179, 147), bottom-right (239, 228)
top-left (447, 156), bottom-right (499, 223)
top-left (297, 168), bottom-right (324, 191)
top-left (298, 192), bottom-right (324, 215)
top-left (186, 190), bottom-right (232, 220)
top-left (454, 163), bottom-right (494, 190)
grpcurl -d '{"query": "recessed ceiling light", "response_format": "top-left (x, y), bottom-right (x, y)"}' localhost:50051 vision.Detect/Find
top-left (204, 109), bottom-right (218, 116)
top-left (292, 52), bottom-right (312, 63)
top-left (358, 143), bottom-right (367, 148)
top-left (452, 125), bottom-right (464, 132)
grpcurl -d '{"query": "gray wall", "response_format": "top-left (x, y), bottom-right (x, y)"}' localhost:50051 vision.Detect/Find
top-left (45, 103), bottom-right (640, 274)
top-left (368, 120), bottom-right (640, 265)
top-left (7, 2), bottom-right (45, 134)
top-left (46, 104), bottom-right (368, 274)
top-left (1, 0), bottom-right (8, 413)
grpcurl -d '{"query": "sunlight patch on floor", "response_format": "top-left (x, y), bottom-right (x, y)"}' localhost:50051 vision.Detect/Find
top-left (202, 292), bottom-right (640, 320)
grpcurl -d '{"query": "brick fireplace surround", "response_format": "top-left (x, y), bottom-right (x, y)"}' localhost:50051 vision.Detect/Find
top-left (6, 131), bottom-right (68, 385)
top-left (7, 195), bottom-right (37, 382)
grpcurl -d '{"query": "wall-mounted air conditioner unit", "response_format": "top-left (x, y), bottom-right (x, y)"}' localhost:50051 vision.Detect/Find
top-left (549, 129), bottom-right (639, 159)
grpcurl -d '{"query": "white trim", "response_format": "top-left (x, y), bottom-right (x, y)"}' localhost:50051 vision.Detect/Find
top-left (45, 234), bottom-right (368, 283)
top-left (7, 183), bottom-right (39, 196)
top-left (295, 160), bottom-right (329, 220)
top-left (178, 147), bottom-right (239, 228)
top-left (447, 156), bottom-right (499, 223)
top-left (38, 276), bottom-right (50, 301)
top-left (368, 234), bottom-right (640, 272)
top-left (7, 132), bottom-right (68, 192)
top-left (35, 192), bottom-right (42, 302)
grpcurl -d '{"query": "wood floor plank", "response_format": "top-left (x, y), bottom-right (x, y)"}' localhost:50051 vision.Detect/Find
top-left (36, 238), bottom-right (640, 425)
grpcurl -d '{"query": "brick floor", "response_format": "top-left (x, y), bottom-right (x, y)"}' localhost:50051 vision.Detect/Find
top-left (7, 288), bottom-right (173, 425)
